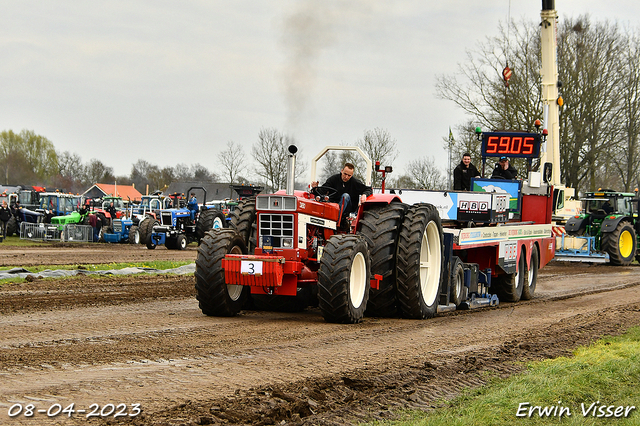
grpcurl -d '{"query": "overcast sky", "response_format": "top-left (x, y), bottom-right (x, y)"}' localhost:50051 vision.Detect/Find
top-left (2, 1), bottom-right (639, 181)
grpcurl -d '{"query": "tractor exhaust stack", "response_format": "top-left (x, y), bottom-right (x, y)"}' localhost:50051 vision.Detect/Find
top-left (286, 145), bottom-right (298, 195)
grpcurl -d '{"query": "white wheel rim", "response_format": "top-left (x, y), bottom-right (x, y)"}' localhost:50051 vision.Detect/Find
top-left (227, 244), bottom-right (244, 301)
top-left (527, 258), bottom-right (534, 285)
top-left (180, 238), bottom-right (187, 249)
top-left (213, 217), bottom-right (223, 229)
top-left (133, 231), bottom-right (140, 244)
top-left (349, 251), bottom-right (367, 309)
top-left (420, 221), bottom-right (441, 306)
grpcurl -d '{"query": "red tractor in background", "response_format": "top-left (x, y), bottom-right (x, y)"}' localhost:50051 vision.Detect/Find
top-left (195, 145), bottom-right (445, 323)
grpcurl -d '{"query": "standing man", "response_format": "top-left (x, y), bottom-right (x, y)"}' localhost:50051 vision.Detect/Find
top-left (491, 156), bottom-right (518, 180)
top-left (311, 162), bottom-right (372, 225)
top-left (0, 200), bottom-right (11, 240)
top-left (106, 202), bottom-right (118, 225)
top-left (453, 152), bottom-right (480, 191)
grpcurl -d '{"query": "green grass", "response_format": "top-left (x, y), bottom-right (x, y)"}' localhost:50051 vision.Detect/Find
top-left (0, 235), bottom-right (49, 247)
top-left (0, 260), bottom-right (193, 273)
top-left (369, 327), bottom-right (640, 426)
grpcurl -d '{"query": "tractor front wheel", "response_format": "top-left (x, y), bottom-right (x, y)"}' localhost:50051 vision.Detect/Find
top-left (195, 229), bottom-right (249, 316)
top-left (318, 234), bottom-right (370, 324)
top-left (602, 221), bottom-right (637, 266)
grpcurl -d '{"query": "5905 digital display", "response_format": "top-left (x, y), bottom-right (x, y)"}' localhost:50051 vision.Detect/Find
top-left (481, 132), bottom-right (541, 159)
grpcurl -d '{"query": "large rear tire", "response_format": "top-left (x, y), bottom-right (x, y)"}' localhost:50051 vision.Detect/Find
top-left (139, 217), bottom-right (158, 246)
top-left (128, 225), bottom-right (140, 244)
top-left (358, 202), bottom-right (408, 317)
top-left (6, 216), bottom-right (17, 236)
top-left (195, 229), bottom-right (249, 316)
top-left (396, 203), bottom-right (444, 319)
top-left (521, 245), bottom-right (538, 300)
top-left (229, 198), bottom-right (257, 253)
top-left (318, 234), bottom-right (370, 324)
top-left (196, 209), bottom-right (226, 243)
top-left (493, 249), bottom-right (526, 302)
top-left (602, 221), bottom-right (636, 266)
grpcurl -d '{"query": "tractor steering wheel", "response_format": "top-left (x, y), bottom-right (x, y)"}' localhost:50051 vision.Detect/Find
top-left (311, 185), bottom-right (338, 201)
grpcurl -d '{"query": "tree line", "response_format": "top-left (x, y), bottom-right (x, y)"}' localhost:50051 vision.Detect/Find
top-left (437, 15), bottom-right (640, 194)
top-left (0, 127), bottom-right (447, 195)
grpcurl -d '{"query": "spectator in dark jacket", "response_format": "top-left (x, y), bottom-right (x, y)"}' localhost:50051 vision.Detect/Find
top-left (453, 152), bottom-right (480, 191)
top-left (106, 202), bottom-right (117, 225)
top-left (491, 156), bottom-right (518, 180)
top-left (0, 200), bottom-right (11, 239)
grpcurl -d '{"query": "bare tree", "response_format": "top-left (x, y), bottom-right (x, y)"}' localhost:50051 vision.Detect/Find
top-left (218, 141), bottom-right (246, 197)
top-left (611, 31), bottom-right (640, 191)
top-left (436, 16), bottom-right (627, 193)
top-left (83, 159), bottom-right (115, 187)
top-left (252, 128), bottom-right (301, 192)
top-left (356, 128), bottom-right (398, 188)
top-left (392, 157), bottom-right (446, 190)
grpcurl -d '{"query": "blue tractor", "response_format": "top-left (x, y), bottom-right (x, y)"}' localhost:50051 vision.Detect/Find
top-left (148, 187), bottom-right (225, 250)
top-left (102, 216), bottom-right (140, 244)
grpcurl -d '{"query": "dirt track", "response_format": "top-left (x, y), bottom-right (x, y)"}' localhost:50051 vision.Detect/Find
top-left (1, 243), bottom-right (640, 425)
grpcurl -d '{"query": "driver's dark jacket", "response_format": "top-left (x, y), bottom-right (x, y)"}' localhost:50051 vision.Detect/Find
top-left (491, 163), bottom-right (518, 180)
top-left (322, 173), bottom-right (373, 204)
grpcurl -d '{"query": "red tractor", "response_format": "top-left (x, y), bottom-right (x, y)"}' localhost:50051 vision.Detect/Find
top-left (195, 145), bottom-right (445, 323)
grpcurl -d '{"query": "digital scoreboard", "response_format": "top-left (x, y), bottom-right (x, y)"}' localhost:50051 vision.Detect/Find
top-left (481, 132), bottom-right (541, 159)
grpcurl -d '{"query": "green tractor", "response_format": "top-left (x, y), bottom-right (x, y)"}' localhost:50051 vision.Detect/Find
top-left (564, 190), bottom-right (640, 265)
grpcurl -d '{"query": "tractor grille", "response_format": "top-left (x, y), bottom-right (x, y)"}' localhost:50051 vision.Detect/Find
top-left (113, 220), bottom-right (122, 233)
top-left (161, 212), bottom-right (173, 226)
top-left (259, 214), bottom-right (294, 248)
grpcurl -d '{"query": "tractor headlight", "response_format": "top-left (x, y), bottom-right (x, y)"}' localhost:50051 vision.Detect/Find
top-left (282, 238), bottom-right (293, 248)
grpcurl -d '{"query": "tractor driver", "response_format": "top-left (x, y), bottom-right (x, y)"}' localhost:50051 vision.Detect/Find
top-left (311, 162), bottom-right (372, 223)
top-left (188, 192), bottom-right (198, 221)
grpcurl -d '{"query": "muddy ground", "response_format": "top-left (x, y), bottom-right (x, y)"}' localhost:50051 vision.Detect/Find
top-left (1, 243), bottom-right (640, 425)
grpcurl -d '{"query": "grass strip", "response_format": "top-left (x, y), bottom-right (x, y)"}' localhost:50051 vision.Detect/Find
top-left (370, 327), bottom-right (640, 426)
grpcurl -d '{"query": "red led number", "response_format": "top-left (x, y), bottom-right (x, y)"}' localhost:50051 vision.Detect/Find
top-left (486, 136), bottom-right (498, 153)
top-left (485, 135), bottom-right (536, 155)
top-left (522, 137), bottom-right (534, 155)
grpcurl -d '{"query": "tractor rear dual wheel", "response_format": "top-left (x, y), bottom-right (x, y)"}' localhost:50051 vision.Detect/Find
top-left (229, 198), bottom-right (257, 253)
top-left (196, 209), bottom-right (226, 243)
top-left (195, 229), bottom-right (249, 316)
top-left (358, 202), bottom-right (408, 317)
top-left (396, 203), bottom-right (445, 319)
top-left (602, 221), bottom-right (637, 266)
